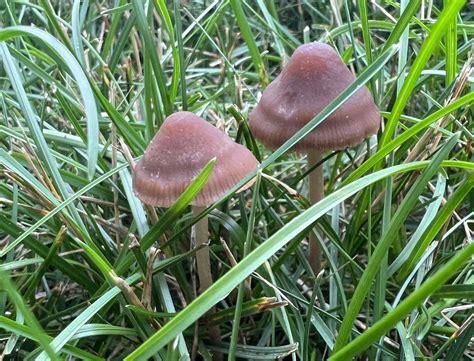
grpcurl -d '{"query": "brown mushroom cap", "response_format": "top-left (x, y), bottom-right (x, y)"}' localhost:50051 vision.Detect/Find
top-left (133, 112), bottom-right (260, 207)
top-left (249, 42), bottom-right (380, 152)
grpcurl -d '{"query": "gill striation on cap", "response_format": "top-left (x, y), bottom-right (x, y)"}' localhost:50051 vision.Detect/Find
top-left (249, 42), bottom-right (380, 152)
top-left (133, 112), bottom-right (260, 207)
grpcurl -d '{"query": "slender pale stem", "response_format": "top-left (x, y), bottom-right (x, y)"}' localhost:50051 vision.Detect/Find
top-left (307, 150), bottom-right (324, 273)
top-left (192, 206), bottom-right (222, 360)
top-left (192, 205), bottom-right (213, 292)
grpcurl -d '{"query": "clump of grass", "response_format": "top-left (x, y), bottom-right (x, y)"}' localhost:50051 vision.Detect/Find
top-left (0, 1), bottom-right (473, 360)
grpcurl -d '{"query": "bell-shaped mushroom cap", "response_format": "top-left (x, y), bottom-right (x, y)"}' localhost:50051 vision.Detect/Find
top-left (133, 112), bottom-right (260, 207)
top-left (249, 42), bottom-right (380, 152)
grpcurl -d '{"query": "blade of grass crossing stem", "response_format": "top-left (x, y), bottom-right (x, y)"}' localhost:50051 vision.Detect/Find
top-left (138, 160), bottom-right (216, 251)
top-left (0, 26), bottom-right (99, 179)
top-left (187, 44), bottom-right (399, 224)
top-left (0, 271), bottom-right (59, 360)
top-left (379, 0), bottom-right (466, 146)
top-left (329, 242), bottom-right (474, 360)
top-left (229, 0), bottom-right (267, 85)
top-left (123, 159), bottom-right (454, 360)
top-left (132, 0), bottom-right (171, 115)
top-left (120, 167), bottom-right (197, 358)
top-left (116, 158), bottom-right (216, 272)
top-left (332, 133), bottom-right (460, 352)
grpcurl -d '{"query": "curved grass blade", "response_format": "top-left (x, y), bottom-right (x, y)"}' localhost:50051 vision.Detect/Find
top-left (0, 317), bottom-right (103, 361)
top-left (123, 158), bottom-right (455, 360)
top-left (0, 26), bottom-right (99, 179)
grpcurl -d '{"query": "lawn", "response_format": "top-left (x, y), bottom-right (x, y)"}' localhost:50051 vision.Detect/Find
top-left (0, 0), bottom-right (473, 360)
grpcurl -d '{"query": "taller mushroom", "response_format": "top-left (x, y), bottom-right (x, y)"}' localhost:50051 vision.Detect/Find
top-left (249, 42), bottom-right (380, 272)
top-left (133, 111), bottom-right (259, 292)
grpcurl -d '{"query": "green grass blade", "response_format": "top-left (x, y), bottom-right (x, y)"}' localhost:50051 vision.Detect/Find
top-left (380, 0), bottom-right (466, 146)
top-left (398, 174), bottom-right (474, 279)
top-left (382, 0), bottom-right (421, 51)
top-left (0, 26), bottom-right (99, 179)
top-left (344, 92), bottom-right (474, 185)
top-left (0, 316), bottom-right (103, 360)
top-left (123, 159), bottom-right (450, 360)
top-left (36, 273), bottom-right (141, 360)
top-left (131, 0), bottom-right (171, 115)
top-left (329, 242), bottom-right (474, 360)
top-left (0, 271), bottom-right (59, 360)
top-left (229, 0), bottom-right (267, 85)
top-left (332, 133), bottom-right (459, 352)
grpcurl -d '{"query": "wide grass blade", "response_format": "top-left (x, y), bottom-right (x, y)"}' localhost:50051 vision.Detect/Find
top-left (123, 158), bottom-right (460, 360)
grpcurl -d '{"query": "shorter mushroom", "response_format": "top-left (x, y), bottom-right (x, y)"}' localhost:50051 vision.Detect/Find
top-left (249, 42), bottom-right (380, 272)
top-left (133, 111), bottom-right (259, 292)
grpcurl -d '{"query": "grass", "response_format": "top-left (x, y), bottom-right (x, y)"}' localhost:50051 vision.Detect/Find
top-left (0, 1), bottom-right (473, 360)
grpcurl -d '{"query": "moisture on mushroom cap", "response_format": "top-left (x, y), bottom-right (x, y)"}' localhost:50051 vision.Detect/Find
top-left (133, 111), bottom-right (260, 207)
top-left (249, 41), bottom-right (380, 152)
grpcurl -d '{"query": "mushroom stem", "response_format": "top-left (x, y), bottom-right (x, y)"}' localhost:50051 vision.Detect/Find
top-left (192, 205), bottom-right (213, 292)
top-left (307, 149), bottom-right (324, 273)
top-left (192, 206), bottom-right (222, 360)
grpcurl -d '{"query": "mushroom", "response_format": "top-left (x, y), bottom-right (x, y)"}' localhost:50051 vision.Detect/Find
top-left (133, 111), bottom-right (260, 292)
top-left (249, 42), bottom-right (380, 272)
